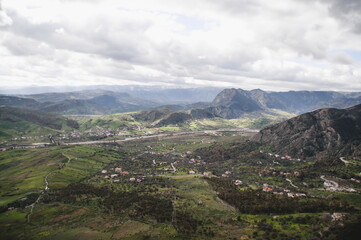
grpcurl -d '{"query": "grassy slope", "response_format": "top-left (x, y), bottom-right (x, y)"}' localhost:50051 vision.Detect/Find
top-left (0, 146), bottom-right (113, 206)
top-left (0, 120), bottom-right (59, 141)
top-left (0, 106), bottom-right (77, 141)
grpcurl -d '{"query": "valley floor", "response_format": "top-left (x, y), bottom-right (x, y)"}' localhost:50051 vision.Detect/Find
top-left (1, 131), bottom-right (360, 240)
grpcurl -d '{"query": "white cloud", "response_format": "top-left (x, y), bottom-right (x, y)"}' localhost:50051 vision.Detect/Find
top-left (0, 0), bottom-right (360, 91)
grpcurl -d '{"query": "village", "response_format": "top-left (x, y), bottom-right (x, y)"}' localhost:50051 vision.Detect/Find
top-left (84, 144), bottom-right (336, 201)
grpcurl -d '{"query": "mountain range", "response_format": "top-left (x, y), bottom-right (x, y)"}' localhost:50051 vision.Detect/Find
top-left (1, 90), bottom-right (159, 115)
top-left (1, 88), bottom-right (361, 118)
top-left (206, 88), bottom-right (361, 118)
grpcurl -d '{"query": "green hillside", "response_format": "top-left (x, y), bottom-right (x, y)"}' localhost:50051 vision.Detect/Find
top-left (0, 106), bottom-right (79, 141)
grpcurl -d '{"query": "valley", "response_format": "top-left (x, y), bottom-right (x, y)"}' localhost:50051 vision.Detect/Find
top-left (0, 88), bottom-right (361, 240)
top-left (1, 121), bottom-right (360, 239)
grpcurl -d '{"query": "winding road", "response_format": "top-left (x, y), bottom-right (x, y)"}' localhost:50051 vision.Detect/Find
top-left (320, 175), bottom-right (339, 188)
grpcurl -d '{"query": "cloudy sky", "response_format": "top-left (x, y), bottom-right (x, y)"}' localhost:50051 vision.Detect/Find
top-left (0, 0), bottom-right (360, 91)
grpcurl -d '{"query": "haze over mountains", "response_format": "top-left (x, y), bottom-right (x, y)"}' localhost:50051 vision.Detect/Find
top-left (2, 87), bottom-right (361, 119)
top-left (207, 88), bottom-right (361, 118)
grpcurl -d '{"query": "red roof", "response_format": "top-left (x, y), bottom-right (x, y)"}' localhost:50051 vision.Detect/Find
top-left (262, 187), bottom-right (273, 192)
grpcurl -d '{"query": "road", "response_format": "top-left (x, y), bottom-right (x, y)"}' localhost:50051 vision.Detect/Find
top-left (339, 157), bottom-right (355, 165)
top-left (320, 175), bottom-right (339, 188)
top-left (286, 178), bottom-right (299, 189)
top-left (62, 129), bottom-right (258, 146)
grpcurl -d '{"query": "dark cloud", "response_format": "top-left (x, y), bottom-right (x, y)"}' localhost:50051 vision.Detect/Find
top-left (324, 0), bottom-right (361, 33)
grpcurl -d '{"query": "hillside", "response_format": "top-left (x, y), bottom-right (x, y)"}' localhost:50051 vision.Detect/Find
top-left (0, 106), bottom-right (79, 141)
top-left (251, 104), bottom-right (361, 158)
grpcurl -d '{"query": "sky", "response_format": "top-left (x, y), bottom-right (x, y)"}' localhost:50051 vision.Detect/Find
top-left (0, 0), bottom-right (361, 91)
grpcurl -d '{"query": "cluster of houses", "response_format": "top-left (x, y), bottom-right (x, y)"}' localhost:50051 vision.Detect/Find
top-left (11, 136), bottom-right (39, 141)
top-left (221, 171), bottom-right (232, 178)
top-left (188, 157), bottom-right (204, 166)
top-left (58, 127), bottom-right (128, 141)
top-left (84, 126), bottom-right (115, 138)
top-left (260, 151), bottom-right (302, 162)
top-left (259, 167), bottom-right (301, 178)
top-left (331, 213), bottom-right (345, 222)
top-left (186, 170), bottom-right (212, 176)
top-left (101, 167), bottom-right (143, 183)
top-left (262, 183), bottom-right (306, 198)
top-left (1, 143), bottom-right (51, 151)
top-left (323, 179), bottom-right (356, 192)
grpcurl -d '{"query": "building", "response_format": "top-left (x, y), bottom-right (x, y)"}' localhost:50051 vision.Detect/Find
top-left (234, 180), bottom-right (243, 186)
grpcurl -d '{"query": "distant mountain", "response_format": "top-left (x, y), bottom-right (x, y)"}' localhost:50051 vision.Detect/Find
top-left (251, 104), bottom-right (361, 158)
top-left (3, 87), bottom-right (361, 118)
top-left (124, 87), bottom-right (222, 104)
top-left (269, 91), bottom-right (339, 112)
top-left (0, 106), bottom-right (79, 140)
top-left (0, 95), bottom-right (41, 110)
top-left (21, 89), bottom-right (131, 103)
top-left (1, 90), bottom-right (161, 115)
top-left (208, 89), bottom-right (261, 118)
top-left (248, 89), bottom-right (286, 109)
top-left (2, 86), bottom-right (223, 104)
top-left (315, 96), bottom-right (361, 110)
top-left (40, 99), bottom-right (105, 115)
top-left (207, 88), bottom-right (361, 118)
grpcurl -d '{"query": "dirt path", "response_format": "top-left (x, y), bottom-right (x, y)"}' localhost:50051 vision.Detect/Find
top-left (27, 152), bottom-right (73, 223)
top-left (62, 152), bottom-right (75, 164)
top-left (27, 172), bottom-right (51, 223)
